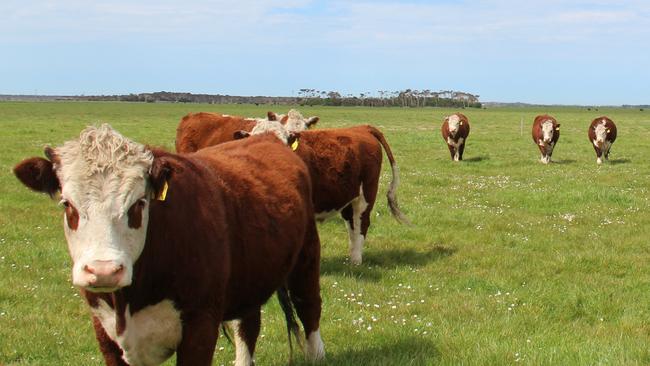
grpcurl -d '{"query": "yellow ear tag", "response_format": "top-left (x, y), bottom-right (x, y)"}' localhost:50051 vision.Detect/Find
top-left (460, 121), bottom-right (463, 125)
top-left (157, 180), bottom-right (169, 201)
top-left (607, 129), bottom-right (611, 133)
top-left (556, 127), bottom-right (560, 131)
top-left (291, 139), bottom-right (299, 151)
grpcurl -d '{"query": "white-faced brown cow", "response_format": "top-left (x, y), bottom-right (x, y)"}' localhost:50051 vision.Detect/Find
top-left (175, 109), bottom-right (319, 153)
top-left (14, 124), bottom-right (324, 366)
top-left (236, 121), bottom-right (410, 265)
top-left (532, 114), bottom-right (561, 164)
top-left (441, 113), bottom-right (470, 161)
top-left (588, 116), bottom-right (617, 164)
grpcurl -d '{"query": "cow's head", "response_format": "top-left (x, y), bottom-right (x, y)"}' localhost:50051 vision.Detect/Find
top-left (541, 120), bottom-right (558, 144)
top-left (14, 124), bottom-right (156, 293)
top-left (234, 120), bottom-right (299, 147)
top-left (594, 120), bottom-right (608, 146)
top-left (447, 114), bottom-right (461, 136)
top-left (268, 109), bottom-right (319, 132)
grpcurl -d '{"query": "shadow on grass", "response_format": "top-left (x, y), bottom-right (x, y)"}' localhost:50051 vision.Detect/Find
top-left (292, 338), bottom-right (440, 366)
top-left (321, 246), bottom-right (456, 281)
top-left (609, 158), bottom-right (631, 165)
top-left (463, 156), bottom-right (489, 163)
top-left (552, 159), bottom-right (577, 165)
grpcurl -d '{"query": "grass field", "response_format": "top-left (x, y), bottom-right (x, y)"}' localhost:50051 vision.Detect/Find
top-left (1, 102), bottom-right (650, 365)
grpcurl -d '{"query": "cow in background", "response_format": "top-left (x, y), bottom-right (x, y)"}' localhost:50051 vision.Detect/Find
top-left (236, 121), bottom-right (410, 265)
top-left (532, 114), bottom-right (560, 164)
top-left (14, 124), bottom-right (324, 366)
top-left (588, 116), bottom-right (617, 164)
top-left (441, 113), bottom-right (470, 161)
top-left (176, 109), bottom-right (319, 153)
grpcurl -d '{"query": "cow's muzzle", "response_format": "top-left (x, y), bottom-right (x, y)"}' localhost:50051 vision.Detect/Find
top-left (78, 260), bottom-right (127, 292)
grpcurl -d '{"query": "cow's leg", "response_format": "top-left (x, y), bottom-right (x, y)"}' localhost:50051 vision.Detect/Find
top-left (546, 143), bottom-right (554, 163)
top-left (342, 187), bottom-right (369, 265)
top-left (229, 310), bottom-right (261, 366)
top-left (458, 141), bottom-right (466, 161)
top-left (176, 311), bottom-right (219, 365)
top-left (92, 316), bottom-right (128, 366)
top-left (288, 220), bottom-right (324, 362)
top-left (604, 142), bottom-right (612, 160)
top-left (447, 143), bottom-right (456, 160)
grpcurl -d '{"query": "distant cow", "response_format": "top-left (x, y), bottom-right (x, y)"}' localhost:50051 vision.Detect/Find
top-left (588, 116), bottom-right (617, 164)
top-left (176, 109), bottom-right (319, 153)
top-left (532, 114), bottom-right (561, 164)
top-left (441, 113), bottom-right (470, 161)
top-left (14, 124), bottom-right (324, 366)
top-left (236, 122), bottom-right (410, 265)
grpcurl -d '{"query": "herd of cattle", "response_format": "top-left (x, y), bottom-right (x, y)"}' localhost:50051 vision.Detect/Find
top-left (12, 109), bottom-right (619, 366)
top-left (444, 112), bottom-right (618, 164)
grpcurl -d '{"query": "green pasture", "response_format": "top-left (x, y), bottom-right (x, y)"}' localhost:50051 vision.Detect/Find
top-left (1, 102), bottom-right (650, 365)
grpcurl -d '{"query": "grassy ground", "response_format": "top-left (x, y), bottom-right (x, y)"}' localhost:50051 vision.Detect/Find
top-left (1, 102), bottom-right (650, 365)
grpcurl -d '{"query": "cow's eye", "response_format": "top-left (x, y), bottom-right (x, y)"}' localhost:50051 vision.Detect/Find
top-left (127, 197), bottom-right (147, 229)
top-left (60, 199), bottom-right (79, 230)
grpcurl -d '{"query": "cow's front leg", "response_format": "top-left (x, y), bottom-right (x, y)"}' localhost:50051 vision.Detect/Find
top-left (176, 311), bottom-right (219, 365)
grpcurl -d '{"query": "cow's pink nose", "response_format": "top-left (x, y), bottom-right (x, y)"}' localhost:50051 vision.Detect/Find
top-left (83, 260), bottom-right (124, 288)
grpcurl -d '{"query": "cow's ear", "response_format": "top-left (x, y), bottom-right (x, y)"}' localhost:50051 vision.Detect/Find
top-left (14, 155), bottom-right (60, 198)
top-left (233, 130), bottom-right (251, 140)
top-left (149, 157), bottom-right (175, 201)
top-left (306, 117), bottom-right (319, 129)
top-left (267, 111), bottom-right (278, 121)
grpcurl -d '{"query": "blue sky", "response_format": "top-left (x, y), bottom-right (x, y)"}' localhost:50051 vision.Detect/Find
top-left (1, 0), bottom-right (649, 105)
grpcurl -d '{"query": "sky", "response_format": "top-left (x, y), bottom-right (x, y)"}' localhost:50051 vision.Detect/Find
top-left (1, 0), bottom-right (649, 105)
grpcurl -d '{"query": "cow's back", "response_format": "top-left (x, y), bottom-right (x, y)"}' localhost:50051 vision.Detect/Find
top-left (176, 112), bottom-right (257, 153)
top-left (296, 126), bottom-right (382, 213)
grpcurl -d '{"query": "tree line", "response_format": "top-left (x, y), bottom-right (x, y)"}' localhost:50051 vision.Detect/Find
top-left (73, 89), bottom-right (482, 108)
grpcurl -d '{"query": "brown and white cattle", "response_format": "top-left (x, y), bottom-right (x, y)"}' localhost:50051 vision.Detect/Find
top-left (531, 114), bottom-right (561, 164)
top-left (236, 122), bottom-right (410, 265)
top-left (14, 124), bottom-right (324, 366)
top-left (588, 116), bottom-right (617, 164)
top-left (175, 109), bottom-right (319, 153)
top-left (441, 113), bottom-right (470, 161)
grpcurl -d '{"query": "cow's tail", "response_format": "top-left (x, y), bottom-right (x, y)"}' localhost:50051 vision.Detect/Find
top-left (277, 286), bottom-right (305, 363)
top-left (367, 126), bottom-right (412, 225)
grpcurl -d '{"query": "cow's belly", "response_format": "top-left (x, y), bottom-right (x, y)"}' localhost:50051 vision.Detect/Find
top-left (315, 194), bottom-right (361, 222)
top-left (91, 299), bottom-right (182, 366)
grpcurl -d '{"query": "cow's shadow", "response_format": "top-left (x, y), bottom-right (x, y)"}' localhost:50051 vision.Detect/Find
top-left (289, 338), bottom-right (440, 366)
top-left (552, 159), bottom-right (576, 165)
top-left (609, 158), bottom-right (630, 165)
top-left (321, 245), bottom-right (456, 282)
top-left (463, 156), bottom-right (489, 163)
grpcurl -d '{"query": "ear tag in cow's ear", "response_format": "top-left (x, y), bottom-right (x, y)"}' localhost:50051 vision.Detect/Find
top-left (156, 180), bottom-right (169, 201)
top-left (291, 139), bottom-right (299, 151)
top-left (556, 127), bottom-right (560, 131)
top-left (607, 129), bottom-right (611, 133)
top-left (460, 121), bottom-right (463, 125)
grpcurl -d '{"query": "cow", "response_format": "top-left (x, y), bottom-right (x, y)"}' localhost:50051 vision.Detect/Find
top-left (531, 114), bottom-right (561, 164)
top-left (441, 113), bottom-right (470, 161)
top-left (588, 116), bottom-right (617, 164)
top-left (176, 109), bottom-right (319, 153)
top-left (235, 122), bottom-right (410, 265)
top-left (13, 124), bottom-right (324, 366)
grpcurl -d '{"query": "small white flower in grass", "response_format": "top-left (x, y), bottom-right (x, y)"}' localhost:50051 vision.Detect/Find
top-left (367, 326), bottom-right (372, 331)
top-left (527, 339), bottom-right (531, 343)
top-left (219, 347), bottom-right (225, 351)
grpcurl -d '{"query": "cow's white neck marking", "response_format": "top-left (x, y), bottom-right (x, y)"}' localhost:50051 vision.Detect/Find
top-left (91, 299), bottom-right (182, 366)
top-left (305, 329), bottom-right (325, 362)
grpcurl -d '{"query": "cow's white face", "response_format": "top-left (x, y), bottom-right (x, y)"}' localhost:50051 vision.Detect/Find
top-left (251, 120), bottom-right (291, 144)
top-left (54, 125), bottom-right (154, 292)
top-left (274, 109), bottom-right (319, 132)
top-left (594, 121), bottom-right (608, 144)
top-left (541, 121), bottom-right (555, 143)
top-left (447, 115), bottom-right (461, 136)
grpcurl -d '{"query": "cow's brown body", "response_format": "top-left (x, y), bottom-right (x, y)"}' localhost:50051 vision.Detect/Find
top-left (588, 116), bottom-right (617, 164)
top-left (15, 132), bottom-right (323, 365)
top-left (441, 113), bottom-right (470, 161)
top-left (531, 114), bottom-right (560, 164)
top-left (286, 125), bottom-right (409, 264)
top-left (175, 112), bottom-right (262, 153)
